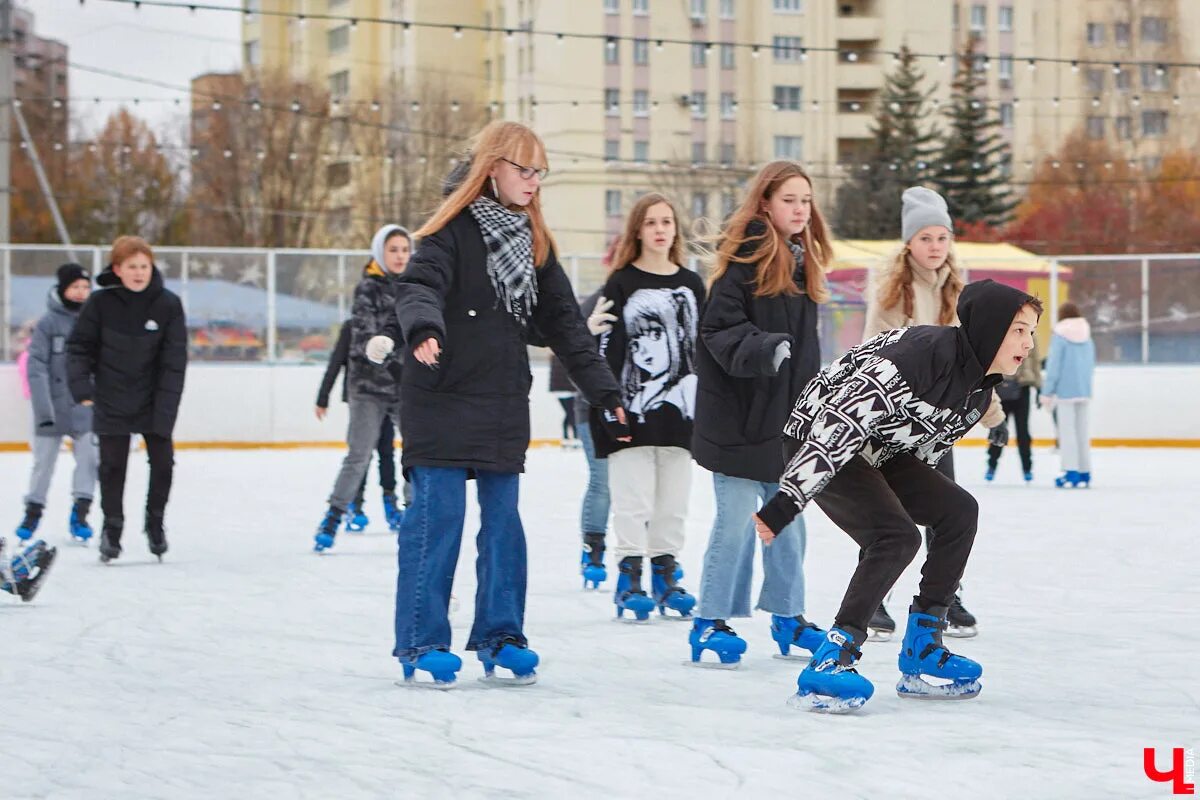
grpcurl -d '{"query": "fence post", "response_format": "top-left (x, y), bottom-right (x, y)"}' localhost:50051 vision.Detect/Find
top-left (569, 254), bottom-right (579, 289)
top-left (337, 253), bottom-right (346, 320)
top-left (266, 250), bottom-right (277, 362)
top-left (1048, 259), bottom-right (1059, 328)
top-left (1141, 256), bottom-right (1150, 364)
top-left (1, 247), bottom-right (9, 361)
top-left (91, 247), bottom-right (101, 277)
top-left (180, 251), bottom-right (190, 316)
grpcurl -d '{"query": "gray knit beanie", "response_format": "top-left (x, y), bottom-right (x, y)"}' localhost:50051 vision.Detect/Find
top-left (900, 186), bottom-right (953, 243)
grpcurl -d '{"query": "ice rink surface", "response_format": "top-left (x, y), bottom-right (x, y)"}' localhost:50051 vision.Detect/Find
top-left (2, 445), bottom-right (1196, 799)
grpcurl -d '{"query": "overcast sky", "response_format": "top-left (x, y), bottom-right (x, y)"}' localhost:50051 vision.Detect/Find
top-left (26, 0), bottom-right (242, 136)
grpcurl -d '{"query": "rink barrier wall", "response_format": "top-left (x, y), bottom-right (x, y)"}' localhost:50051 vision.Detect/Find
top-left (1, 362), bottom-right (1197, 450)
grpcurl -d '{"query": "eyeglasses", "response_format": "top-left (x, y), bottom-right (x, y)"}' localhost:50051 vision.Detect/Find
top-left (502, 157), bottom-right (549, 181)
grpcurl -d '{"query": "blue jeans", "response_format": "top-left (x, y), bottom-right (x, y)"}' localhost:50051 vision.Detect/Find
top-left (392, 466), bottom-right (528, 661)
top-left (577, 423), bottom-right (610, 536)
top-left (696, 472), bottom-right (808, 620)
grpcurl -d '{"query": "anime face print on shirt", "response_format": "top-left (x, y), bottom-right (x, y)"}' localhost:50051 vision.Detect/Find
top-left (620, 288), bottom-right (699, 423)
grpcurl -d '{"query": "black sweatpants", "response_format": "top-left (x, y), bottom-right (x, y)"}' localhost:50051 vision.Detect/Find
top-left (815, 453), bottom-right (979, 633)
top-left (353, 415), bottom-right (398, 507)
top-left (98, 433), bottom-right (175, 541)
top-left (987, 386), bottom-right (1033, 473)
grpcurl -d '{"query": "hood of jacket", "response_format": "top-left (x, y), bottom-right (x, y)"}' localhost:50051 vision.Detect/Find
top-left (956, 279), bottom-right (1040, 380)
top-left (369, 224), bottom-right (410, 274)
top-left (1054, 316), bottom-right (1091, 343)
top-left (44, 286), bottom-right (80, 318)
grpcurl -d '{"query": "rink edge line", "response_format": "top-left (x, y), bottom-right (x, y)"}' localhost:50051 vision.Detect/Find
top-left (1, 438), bottom-right (1199, 452)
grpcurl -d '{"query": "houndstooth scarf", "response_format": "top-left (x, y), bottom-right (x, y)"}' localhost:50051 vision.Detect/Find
top-left (468, 196), bottom-right (538, 326)
top-left (788, 238), bottom-right (807, 291)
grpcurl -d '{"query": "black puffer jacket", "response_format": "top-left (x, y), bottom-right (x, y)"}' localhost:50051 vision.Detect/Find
top-left (67, 265), bottom-right (187, 437)
top-left (692, 223), bottom-right (821, 483)
top-left (348, 262), bottom-right (404, 403)
top-left (392, 209), bottom-right (621, 473)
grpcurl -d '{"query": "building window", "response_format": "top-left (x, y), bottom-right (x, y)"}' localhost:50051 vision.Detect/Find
top-left (690, 0), bottom-right (706, 19)
top-left (1140, 63), bottom-right (1168, 91)
top-left (328, 70), bottom-right (350, 98)
top-left (720, 92), bottom-right (735, 118)
top-left (720, 43), bottom-right (735, 69)
top-left (1143, 156), bottom-right (1162, 173)
top-left (243, 40), bottom-right (261, 67)
top-left (633, 0), bottom-right (649, 14)
top-left (774, 135), bottom-right (803, 160)
top-left (1114, 22), bottom-right (1131, 46)
top-left (1115, 115), bottom-right (1132, 139)
top-left (1085, 69), bottom-right (1104, 94)
top-left (692, 141), bottom-right (706, 164)
top-left (605, 139), bottom-right (620, 161)
top-left (691, 90), bottom-right (707, 118)
top-left (999, 102), bottom-right (1013, 128)
top-left (773, 36), bottom-right (803, 62)
top-left (1116, 69), bottom-right (1132, 90)
top-left (721, 189), bottom-right (737, 216)
top-left (633, 89), bottom-right (649, 116)
top-left (998, 55), bottom-right (1013, 84)
top-left (691, 42), bottom-right (707, 67)
top-left (605, 39), bottom-right (619, 64)
top-left (773, 85), bottom-right (802, 110)
top-left (1086, 22), bottom-right (1105, 46)
top-left (606, 189), bottom-right (622, 216)
top-left (719, 143), bottom-right (734, 165)
top-left (604, 0), bottom-right (618, 13)
top-left (605, 88), bottom-right (620, 114)
top-left (970, 4), bottom-right (986, 31)
top-left (691, 192), bottom-right (708, 219)
top-left (773, 0), bottom-right (802, 11)
top-left (634, 140), bottom-right (649, 162)
top-left (1141, 17), bottom-right (1167, 43)
top-left (1086, 116), bottom-right (1105, 139)
top-left (326, 161), bottom-right (351, 189)
top-left (633, 39), bottom-right (649, 65)
top-left (719, 0), bottom-right (734, 18)
top-left (327, 25), bottom-right (350, 54)
top-left (1141, 110), bottom-right (1168, 136)
top-left (998, 6), bottom-right (1013, 32)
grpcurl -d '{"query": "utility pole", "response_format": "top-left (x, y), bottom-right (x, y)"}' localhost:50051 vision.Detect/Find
top-left (0, 0), bottom-right (14, 244)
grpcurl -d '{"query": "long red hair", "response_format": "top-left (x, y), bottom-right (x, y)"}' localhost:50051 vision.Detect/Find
top-left (709, 161), bottom-right (830, 302)
top-left (416, 121), bottom-right (556, 266)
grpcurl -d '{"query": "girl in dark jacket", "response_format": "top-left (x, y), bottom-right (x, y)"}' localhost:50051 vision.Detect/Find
top-left (67, 236), bottom-right (187, 563)
top-left (688, 161), bottom-right (831, 666)
top-left (371, 121), bottom-right (627, 687)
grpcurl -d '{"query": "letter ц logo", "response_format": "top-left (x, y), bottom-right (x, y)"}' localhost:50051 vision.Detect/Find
top-left (1144, 748), bottom-right (1195, 795)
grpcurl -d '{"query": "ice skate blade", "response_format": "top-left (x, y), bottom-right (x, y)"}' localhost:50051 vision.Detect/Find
top-left (772, 652), bottom-right (814, 662)
top-left (613, 615), bottom-right (652, 625)
top-left (683, 658), bottom-right (740, 670)
top-left (787, 691), bottom-right (866, 714)
top-left (945, 625), bottom-right (977, 639)
top-left (656, 611), bottom-right (694, 622)
top-left (394, 677), bottom-right (457, 691)
top-left (895, 674), bottom-right (981, 700)
top-left (866, 630), bottom-right (893, 643)
top-left (479, 672), bottom-right (538, 687)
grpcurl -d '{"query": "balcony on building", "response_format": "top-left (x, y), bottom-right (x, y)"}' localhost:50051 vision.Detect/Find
top-left (836, 0), bottom-right (882, 40)
top-left (836, 41), bottom-right (883, 90)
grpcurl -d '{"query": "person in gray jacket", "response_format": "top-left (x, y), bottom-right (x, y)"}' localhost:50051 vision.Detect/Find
top-left (14, 263), bottom-right (99, 544)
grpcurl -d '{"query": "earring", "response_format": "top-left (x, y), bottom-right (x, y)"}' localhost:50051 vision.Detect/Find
top-left (489, 176), bottom-right (500, 199)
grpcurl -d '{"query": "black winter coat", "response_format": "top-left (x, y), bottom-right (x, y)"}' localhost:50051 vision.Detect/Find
top-left (67, 265), bottom-right (187, 438)
top-left (392, 209), bottom-right (621, 473)
top-left (348, 263), bottom-right (404, 403)
top-left (316, 321), bottom-right (352, 407)
top-left (692, 230), bottom-right (821, 483)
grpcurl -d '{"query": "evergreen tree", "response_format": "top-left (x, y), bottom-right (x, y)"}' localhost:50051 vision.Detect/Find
top-left (834, 45), bottom-right (941, 239)
top-left (935, 39), bottom-right (1017, 229)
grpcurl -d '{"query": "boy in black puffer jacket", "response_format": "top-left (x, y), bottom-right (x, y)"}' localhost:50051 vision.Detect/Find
top-left (68, 236), bottom-right (187, 563)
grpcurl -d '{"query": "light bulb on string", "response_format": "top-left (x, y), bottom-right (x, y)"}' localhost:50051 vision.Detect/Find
top-left (453, 26), bottom-right (463, 39)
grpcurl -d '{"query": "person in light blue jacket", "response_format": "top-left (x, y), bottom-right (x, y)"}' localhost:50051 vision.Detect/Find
top-left (1041, 302), bottom-right (1096, 488)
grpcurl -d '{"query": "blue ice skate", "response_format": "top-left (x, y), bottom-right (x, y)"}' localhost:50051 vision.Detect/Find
top-left (580, 532), bottom-right (607, 590)
top-left (313, 506), bottom-right (343, 552)
top-left (399, 649), bottom-right (462, 689)
top-left (1023, 470), bottom-right (1033, 483)
top-left (344, 502), bottom-right (368, 533)
top-left (770, 614), bottom-right (826, 658)
top-left (651, 555), bottom-right (695, 618)
top-left (14, 502), bottom-right (42, 542)
top-left (896, 605), bottom-right (982, 700)
top-left (382, 492), bottom-right (404, 532)
top-left (2, 540), bottom-right (58, 602)
top-left (984, 468), bottom-right (995, 482)
top-left (1078, 471), bottom-right (1091, 487)
top-left (614, 556), bottom-right (656, 622)
top-left (69, 499), bottom-right (94, 543)
top-left (1054, 470), bottom-right (1085, 488)
top-left (792, 627), bottom-right (875, 713)
top-left (478, 637), bottom-right (539, 686)
top-left (688, 618), bottom-right (746, 668)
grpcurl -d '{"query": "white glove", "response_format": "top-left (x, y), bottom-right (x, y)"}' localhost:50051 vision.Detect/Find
top-left (365, 335), bottom-right (395, 364)
top-left (587, 296), bottom-right (617, 336)
top-left (772, 340), bottom-right (791, 372)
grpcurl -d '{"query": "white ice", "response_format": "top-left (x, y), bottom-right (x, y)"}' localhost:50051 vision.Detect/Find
top-left (2, 445), bottom-right (1197, 799)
